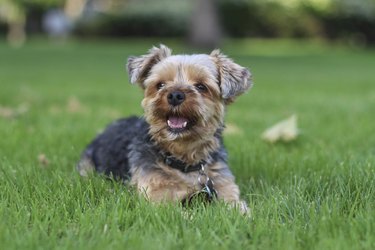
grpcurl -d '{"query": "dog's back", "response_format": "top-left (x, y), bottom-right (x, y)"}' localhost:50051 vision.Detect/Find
top-left (77, 116), bottom-right (148, 180)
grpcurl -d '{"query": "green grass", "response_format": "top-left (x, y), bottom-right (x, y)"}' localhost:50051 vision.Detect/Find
top-left (0, 38), bottom-right (374, 250)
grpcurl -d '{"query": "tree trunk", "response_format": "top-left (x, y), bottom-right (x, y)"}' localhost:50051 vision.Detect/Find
top-left (188, 0), bottom-right (222, 50)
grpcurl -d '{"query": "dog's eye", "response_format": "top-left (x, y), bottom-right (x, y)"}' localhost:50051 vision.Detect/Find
top-left (156, 82), bottom-right (165, 90)
top-left (195, 83), bottom-right (207, 92)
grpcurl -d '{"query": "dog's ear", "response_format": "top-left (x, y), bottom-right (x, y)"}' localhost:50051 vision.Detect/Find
top-left (210, 50), bottom-right (252, 104)
top-left (127, 44), bottom-right (172, 88)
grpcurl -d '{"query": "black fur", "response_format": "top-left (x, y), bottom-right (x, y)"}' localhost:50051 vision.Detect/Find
top-left (79, 117), bottom-right (228, 180)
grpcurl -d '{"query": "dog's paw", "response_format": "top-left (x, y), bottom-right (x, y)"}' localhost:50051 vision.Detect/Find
top-left (228, 200), bottom-right (251, 217)
top-left (238, 200), bottom-right (251, 216)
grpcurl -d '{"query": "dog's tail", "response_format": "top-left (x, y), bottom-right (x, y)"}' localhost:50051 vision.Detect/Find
top-left (76, 149), bottom-right (95, 177)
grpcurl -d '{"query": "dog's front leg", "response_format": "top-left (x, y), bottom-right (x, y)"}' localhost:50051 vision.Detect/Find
top-left (131, 170), bottom-right (191, 202)
top-left (213, 176), bottom-right (249, 215)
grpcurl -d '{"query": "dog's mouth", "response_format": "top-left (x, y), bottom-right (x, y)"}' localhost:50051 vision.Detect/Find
top-left (167, 116), bottom-right (191, 133)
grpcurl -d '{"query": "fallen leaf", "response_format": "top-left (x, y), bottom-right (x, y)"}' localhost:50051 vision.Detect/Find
top-left (224, 123), bottom-right (243, 136)
top-left (0, 103), bottom-right (29, 119)
top-left (66, 96), bottom-right (88, 114)
top-left (262, 114), bottom-right (299, 143)
top-left (38, 154), bottom-right (49, 167)
top-left (0, 106), bottom-right (14, 118)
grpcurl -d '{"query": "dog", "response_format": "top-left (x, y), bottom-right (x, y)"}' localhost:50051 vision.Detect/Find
top-left (77, 45), bottom-right (252, 213)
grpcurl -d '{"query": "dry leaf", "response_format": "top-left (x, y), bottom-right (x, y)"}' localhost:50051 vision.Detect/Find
top-left (262, 114), bottom-right (299, 143)
top-left (0, 103), bottom-right (29, 119)
top-left (0, 106), bottom-right (14, 118)
top-left (224, 123), bottom-right (243, 136)
top-left (38, 154), bottom-right (49, 167)
top-left (66, 96), bottom-right (88, 114)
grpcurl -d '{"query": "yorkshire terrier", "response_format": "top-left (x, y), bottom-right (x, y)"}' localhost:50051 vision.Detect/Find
top-left (77, 45), bottom-right (252, 213)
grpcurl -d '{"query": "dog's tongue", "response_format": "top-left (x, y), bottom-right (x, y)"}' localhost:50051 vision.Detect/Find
top-left (167, 117), bottom-right (188, 129)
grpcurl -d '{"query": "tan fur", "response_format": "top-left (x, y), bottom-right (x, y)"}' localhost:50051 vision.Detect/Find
top-left (131, 161), bottom-right (236, 201)
top-left (141, 58), bottom-right (225, 165)
top-left (130, 161), bottom-right (248, 214)
top-left (210, 49), bottom-right (252, 104)
top-left (125, 45), bottom-right (252, 214)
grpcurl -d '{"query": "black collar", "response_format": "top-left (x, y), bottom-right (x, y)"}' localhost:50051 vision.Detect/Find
top-left (163, 153), bottom-right (206, 173)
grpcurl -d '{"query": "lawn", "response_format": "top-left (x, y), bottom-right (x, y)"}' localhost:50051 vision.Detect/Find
top-left (0, 38), bottom-right (374, 250)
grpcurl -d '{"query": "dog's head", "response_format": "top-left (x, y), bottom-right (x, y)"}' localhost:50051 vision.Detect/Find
top-left (127, 45), bottom-right (252, 143)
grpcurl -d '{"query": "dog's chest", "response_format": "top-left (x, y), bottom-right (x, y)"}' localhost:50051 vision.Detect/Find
top-left (130, 160), bottom-right (220, 202)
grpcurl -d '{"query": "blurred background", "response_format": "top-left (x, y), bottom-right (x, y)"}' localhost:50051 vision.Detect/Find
top-left (0, 0), bottom-right (374, 165)
top-left (1, 0), bottom-right (375, 48)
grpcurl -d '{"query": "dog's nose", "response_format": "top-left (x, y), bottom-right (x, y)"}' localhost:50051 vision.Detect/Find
top-left (167, 91), bottom-right (185, 106)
